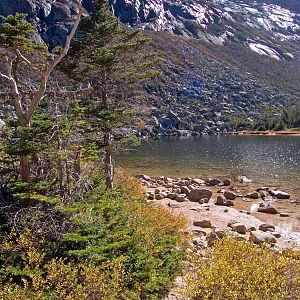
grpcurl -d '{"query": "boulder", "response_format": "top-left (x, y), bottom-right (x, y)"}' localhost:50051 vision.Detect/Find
top-left (224, 190), bottom-right (236, 200)
top-left (167, 193), bottom-right (177, 200)
top-left (181, 186), bottom-right (190, 196)
top-left (258, 205), bottom-right (278, 214)
top-left (223, 179), bottom-right (231, 186)
top-left (259, 224), bottom-right (275, 232)
top-left (231, 223), bottom-right (247, 235)
top-left (215, 196), bottom-right (234, 207)
top-left (189, 189), bottom-right (212, 202)
top-left (191, 178), bottom-right (205, 185)
top-left (247, 191), bottom-right (260, 199)
top-left (270, 190), bottom-right (290, 199)
top-left (206, 232), bottom-right (219, 246)
top-left (238, 176), bottom-right (253, 183)
top-left (207, 178), bottom-right (223, 186)
top-left (249, 231), bottom-right (276, 244)
top-left (193, 220), bottom-right (212, 228)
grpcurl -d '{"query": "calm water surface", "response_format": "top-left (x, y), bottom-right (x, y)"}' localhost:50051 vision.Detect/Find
top-left (117, 136), bottom-right (300, 198)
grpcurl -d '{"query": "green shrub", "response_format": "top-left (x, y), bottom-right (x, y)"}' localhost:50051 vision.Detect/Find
top-left (60, 173), bottom-right (187, 299)
top-left (0, 174), bottom-right (187, 299)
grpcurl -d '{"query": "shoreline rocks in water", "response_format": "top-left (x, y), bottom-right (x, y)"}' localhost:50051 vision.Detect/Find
top-left (137, 174), bottom-right (299, 250)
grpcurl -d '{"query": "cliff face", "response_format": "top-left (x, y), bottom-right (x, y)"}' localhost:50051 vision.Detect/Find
top-left (0, 0), bottom-right (92, 47)
top-left (0, 0), bottom-right (299, 58)
top-left (0, 1), bottom-right (299, 135)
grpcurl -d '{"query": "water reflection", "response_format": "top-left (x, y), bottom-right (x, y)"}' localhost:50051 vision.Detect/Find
top-left (117, 136), bottom-right (300, 196)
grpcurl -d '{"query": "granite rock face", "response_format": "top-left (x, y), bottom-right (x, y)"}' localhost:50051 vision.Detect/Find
top-left (1, 0), bottom-right (299, 57)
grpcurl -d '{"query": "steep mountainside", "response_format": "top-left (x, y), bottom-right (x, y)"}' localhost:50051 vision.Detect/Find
top-left (0, 0), bottom-right (299, 135)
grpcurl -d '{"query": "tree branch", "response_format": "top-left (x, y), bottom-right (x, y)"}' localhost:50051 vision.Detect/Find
top-left (0, 55), bottom-right (24, 121)
top-left (25, 2), bottom-right (84, 123)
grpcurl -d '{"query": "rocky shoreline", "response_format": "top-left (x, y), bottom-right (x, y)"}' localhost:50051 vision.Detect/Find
top-left (137, 175), bottom-right (300, 250)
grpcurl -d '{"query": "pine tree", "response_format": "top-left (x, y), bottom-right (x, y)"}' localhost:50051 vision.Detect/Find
top-left (65, 0), bottom-right (158, 189)
top-left (0, 7), bottom-right (83, 182)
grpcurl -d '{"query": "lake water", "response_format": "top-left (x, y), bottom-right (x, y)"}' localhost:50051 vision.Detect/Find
top-left (117, 136), bottom-right (300, 198)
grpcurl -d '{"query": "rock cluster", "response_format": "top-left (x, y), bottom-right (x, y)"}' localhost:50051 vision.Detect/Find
top-left (140, 175), bottom-right (230, 204)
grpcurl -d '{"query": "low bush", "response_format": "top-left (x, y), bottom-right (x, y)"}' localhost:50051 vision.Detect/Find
top-left (183, 238), bottom-right (300, 300)
top-left (0, 173), bottom-right (188, 299)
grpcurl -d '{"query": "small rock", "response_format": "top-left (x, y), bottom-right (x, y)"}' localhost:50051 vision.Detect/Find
top-left (216, 195), bottom-right (226, 205)
top-left (223, 179), bottom-right (231, 186)
top-left (193, 237), bottom-right (207, 248)
top-left (258, 204), bottom-right (278, 214)
top-left (224, 190), bottom-right (236, 200)
top-left (139, 174), bottom-right (151, 181)
top-left (270, 190), bottom-right (290, 199)
top-left (167, 193), bottom-right (177, 200)
top-left (207, 232), bottom-right (219, 246)
top-left (227, 220), bottom-right (238, 228)
top-left (231, 223), bottom-right (247, 235)
top-left (238, 176), bottom-right (253, 183)
top-left (215, 196), bottom-right (234, 207)
top-left (207, 178), bottom-right (223, 186)
top-left (175, 195), bottom-right (187, 202)
top-left (272, 232), bottom-right (281, 238)
top-left (147, 193), bottom-right (155, 200)
top-left (228, 231), bottom-right (246, 240)
top-left (250, 231), bottom-right (276, 244)
top-left (193, 220), bottom-right (212, 228)
top-left (259, 224), bottom-right (275, 232)
top-left (280, 212), bottom-right (289, 217)
top-left (247, 191), bottom-right (260, 199)
top-left (167, 202), bottom-right (181, 209)
top-left (215, 230), bottom-right (226, 239)
top-left (191, 178), bottom-right (205, 185)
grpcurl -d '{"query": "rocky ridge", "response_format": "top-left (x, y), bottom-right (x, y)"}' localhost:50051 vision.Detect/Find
top-left (0, 0), bottom-right (299, 136)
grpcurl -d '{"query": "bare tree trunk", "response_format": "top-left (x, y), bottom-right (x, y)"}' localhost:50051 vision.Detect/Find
top-left (103, 129), bottom-right (113, 189)
top-left (19, 121), bottom-right (31, 181)
top-left (73, 147), bottom-right (81, 181)
top-left (19, 153), bottom-right (30, 182)
top-left (101, 70), bottom-right (114, 190)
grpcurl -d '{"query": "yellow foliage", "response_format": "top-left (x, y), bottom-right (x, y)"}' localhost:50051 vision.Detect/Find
top-left (0, 230), bottom-right (124, 300)
top-left (115, 171), bottom-right (146, 200)
top-left (126, 200), bottom-right (187, 253)
top-left (183, 238), bottom-right (300, 300)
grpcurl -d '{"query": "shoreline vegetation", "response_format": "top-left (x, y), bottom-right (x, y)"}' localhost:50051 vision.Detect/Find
top-left (229, 129), bottom-right (300, 136)
top-left (1, 1), bottom-right (300, 299)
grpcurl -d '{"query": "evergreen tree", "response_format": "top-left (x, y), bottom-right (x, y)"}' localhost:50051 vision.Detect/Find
top-left (0, 7), bottom-right (84, 182)
top-left (64, 0), bottom-right (158, 189)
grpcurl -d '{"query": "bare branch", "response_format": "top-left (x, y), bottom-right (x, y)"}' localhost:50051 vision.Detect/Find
top-left (0, 55), bottom-right (24, 121)
top-left (25, 2), bottom-right (84, 123)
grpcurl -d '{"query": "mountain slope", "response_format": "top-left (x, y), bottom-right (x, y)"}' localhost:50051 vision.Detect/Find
top-left (0, 0), bottom-right (299, 135)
